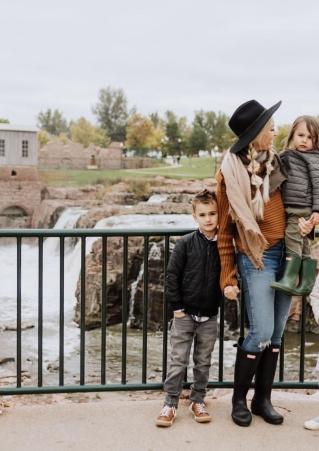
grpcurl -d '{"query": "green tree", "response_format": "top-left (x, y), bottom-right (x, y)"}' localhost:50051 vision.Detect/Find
top-left (188, 111), bottom-right (208, 154)
top-left (149, 112), bottom-right (164, 129)
top-left (206, 111), bottom-right (232, 151)
top-left (0, 118), bottom-right (9, 123)
top-left (37, 109), bottom-right (69, 136)
top-left (162, 111), bottom-right (190, 156)
top-left (92, 86), bottom-right (129, 142)
top-left (70, 117), bottom-right (110, 148)
top-left (274, 124), bottom-right (290, 152)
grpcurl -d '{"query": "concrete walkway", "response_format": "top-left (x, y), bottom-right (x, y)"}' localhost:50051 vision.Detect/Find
top-left (0, 390), bottom-right (318, 451)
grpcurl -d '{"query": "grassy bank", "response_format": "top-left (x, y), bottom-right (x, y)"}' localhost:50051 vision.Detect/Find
top-left (39, 157), bottom-right (217, 186)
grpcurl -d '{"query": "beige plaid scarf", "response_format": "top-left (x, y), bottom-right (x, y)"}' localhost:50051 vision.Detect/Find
top-left (220, 149), bottom-right (275, 269)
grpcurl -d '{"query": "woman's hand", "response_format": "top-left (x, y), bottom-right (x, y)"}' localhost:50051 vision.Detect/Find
top-left (224, 285), bottom-right (240, 301)
top-left (298, 217), bottom-right (314, 237)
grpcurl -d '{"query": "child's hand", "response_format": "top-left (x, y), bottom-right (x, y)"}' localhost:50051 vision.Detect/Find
top-left (310, 212), bottom-right (319, 226)
top-left (174, 310), bottom-right (186, 319)
top-left (298, 217), bottom-right (313, 237)
top-left (224, 285), bottom-right (239, 301)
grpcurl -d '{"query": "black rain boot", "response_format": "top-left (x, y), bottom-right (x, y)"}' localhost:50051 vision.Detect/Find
top-left (251, 346), bottom-right (283, 425)
top-left (293, 258), bottom-right (317, 296)
top-left (232, 343), bottom-right (262, 427)
top-left (271, 253), bottom-right (302, 295)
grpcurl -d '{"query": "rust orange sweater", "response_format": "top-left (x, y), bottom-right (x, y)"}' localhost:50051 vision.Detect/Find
top-left (216, 171), bottom-right (286, 290)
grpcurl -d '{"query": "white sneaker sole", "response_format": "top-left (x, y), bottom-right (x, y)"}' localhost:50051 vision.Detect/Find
top-left (155, 418), bottom-right (175, 427)
top-left (189, 404), bottom-right (212, 423)
top-left (304, 419), bottom-right (319, 430)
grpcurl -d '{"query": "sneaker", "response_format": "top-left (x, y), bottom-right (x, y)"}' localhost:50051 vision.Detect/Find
top-left (155, 405), bottom-right (176, 427)
top-left (189, 402), bottom-right (212, 423)
top-left (304, 416), bottom-right (319, 430)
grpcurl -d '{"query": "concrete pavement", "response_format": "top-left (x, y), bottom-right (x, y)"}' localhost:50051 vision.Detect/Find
top-left (0, 390), bottom-right (318, 451)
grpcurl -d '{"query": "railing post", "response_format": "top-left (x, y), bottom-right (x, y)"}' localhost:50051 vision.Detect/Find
top-left (80, 236), bottom-right (86, 386)
top-left (162, 235), bottom-right (170, 382)
top-left (101, 236), bottom-right (107, 385)
top-left (59, 237), bottom-right (65, 386)
top-left (142, 235), bottom-right (149, 384)
top-left (38, 236), bottom-right (43, 387)
top-left (121, 235), bottom-right (128, 385)
top-left (16, 236), bottom-right (22, 388)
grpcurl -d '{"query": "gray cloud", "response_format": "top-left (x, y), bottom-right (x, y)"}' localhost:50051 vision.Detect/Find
top-left (1, 0), bottom-right (318, 126)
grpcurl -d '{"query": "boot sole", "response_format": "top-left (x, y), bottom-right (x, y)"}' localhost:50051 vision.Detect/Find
top-left (270, 282), bottom-right (298, 295)
top-left (251, 409), bottom-right (283, 425)
top-left (231, 415), bottom-right (252, 427)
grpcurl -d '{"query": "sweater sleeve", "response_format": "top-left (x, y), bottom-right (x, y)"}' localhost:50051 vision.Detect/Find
top-left (165, 237), bottom-right (186, 311)
top-left (215, 171), bottom-right (238, 291)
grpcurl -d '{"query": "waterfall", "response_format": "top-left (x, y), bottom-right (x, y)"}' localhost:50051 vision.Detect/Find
top-left (0, 207), bottom-right (87, 361)
top-left (0, 211), bottom-right (195, 365)
top-left (127, 242), bottom-right (162, 327)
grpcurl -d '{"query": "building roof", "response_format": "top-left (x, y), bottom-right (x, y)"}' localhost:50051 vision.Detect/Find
top-left (0, 124), bottom-right (38, 132)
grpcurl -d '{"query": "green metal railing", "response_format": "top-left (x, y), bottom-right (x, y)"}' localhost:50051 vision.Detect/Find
top-left (0, 228), bottom-right (318, 395)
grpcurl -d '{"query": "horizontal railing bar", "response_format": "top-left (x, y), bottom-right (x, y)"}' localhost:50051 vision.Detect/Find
top-left (0, 228), bottom-right (195, 238)
top-left (0, 380), bottom-right (318, 396)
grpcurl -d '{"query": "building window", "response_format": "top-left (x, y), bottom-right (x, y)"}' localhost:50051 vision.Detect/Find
top-left (0, 139), bottom-right (5, 157)
top-left (22, 140), bottom-right (29, 157)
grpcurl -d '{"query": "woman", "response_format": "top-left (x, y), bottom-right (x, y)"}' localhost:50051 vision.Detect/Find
top-left (216, 100), bottom-right (291, 427)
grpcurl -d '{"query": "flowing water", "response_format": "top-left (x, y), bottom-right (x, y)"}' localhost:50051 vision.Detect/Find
top-left (0, 209), bottom-right (318, 388)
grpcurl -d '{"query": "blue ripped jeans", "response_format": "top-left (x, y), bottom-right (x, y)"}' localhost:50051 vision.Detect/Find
top-left (237, 240), bottom-right (292, 353)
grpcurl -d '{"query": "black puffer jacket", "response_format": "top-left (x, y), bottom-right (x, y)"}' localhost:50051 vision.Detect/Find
top-left (280, 149), bottom-right (319, 211)
top-left (165, 230), bottom-right (222, 317)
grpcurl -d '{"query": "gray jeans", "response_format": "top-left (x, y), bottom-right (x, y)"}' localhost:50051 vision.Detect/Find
top-left (164, 313), bottom-right (217, 407)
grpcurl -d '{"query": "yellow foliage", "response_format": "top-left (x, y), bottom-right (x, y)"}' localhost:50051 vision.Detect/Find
top-left (70, 117), bottom-right (110, 148)
top-left (126, 113), bottom-right (164, 150)
top-left (38, 130), bottom-right (50, 148)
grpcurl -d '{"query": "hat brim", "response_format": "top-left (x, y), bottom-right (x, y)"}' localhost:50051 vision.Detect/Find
top-left (229, 101), bottom-right (282, 154)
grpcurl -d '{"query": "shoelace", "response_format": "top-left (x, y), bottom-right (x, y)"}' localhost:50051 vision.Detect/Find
top-left (194, 403), bottom-right (207, 414)
top-left (161, 405), bottom-right (175, 417)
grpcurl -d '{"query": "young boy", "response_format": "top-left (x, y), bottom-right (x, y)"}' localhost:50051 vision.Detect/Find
top-left (155, 189), bottom-right (222, 427)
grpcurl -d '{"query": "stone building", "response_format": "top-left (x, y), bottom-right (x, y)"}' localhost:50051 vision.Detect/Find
top-left (39, 141), bottom-right (123, 169)
top-left (0, 124), bottom-right (41, 228)
top-left (38, 140), bottom-right (157, 170)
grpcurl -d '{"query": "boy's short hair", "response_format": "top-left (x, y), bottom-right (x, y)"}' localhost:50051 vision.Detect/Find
top-left (192, 189), bottom-right (217, 212)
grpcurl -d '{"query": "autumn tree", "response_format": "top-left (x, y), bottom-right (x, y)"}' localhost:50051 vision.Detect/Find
top-left (126, 113), bottom-right (164, 153)
top-left (37, 130), bottom-right (51, 148)
top-left (70, 117), bottom-right (110, 148)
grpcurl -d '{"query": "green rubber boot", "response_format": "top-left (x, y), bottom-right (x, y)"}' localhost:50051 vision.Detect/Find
top-left (293, 258), bottom-right (317, 296)
top-left (271, 253), bottom-right (302, 295)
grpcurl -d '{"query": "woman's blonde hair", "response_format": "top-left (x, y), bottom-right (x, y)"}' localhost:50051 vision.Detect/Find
top-left (251, 119), bottom-right (273, 149)
top-left (286, 115), bottom-right (319, 149)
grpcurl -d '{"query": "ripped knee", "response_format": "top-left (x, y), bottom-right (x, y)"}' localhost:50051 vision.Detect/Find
top-left (258, 339), bottom-right (271, 351)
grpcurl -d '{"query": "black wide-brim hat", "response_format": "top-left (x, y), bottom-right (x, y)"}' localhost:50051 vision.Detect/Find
top-left (229, 100), bottom-right (281, 154)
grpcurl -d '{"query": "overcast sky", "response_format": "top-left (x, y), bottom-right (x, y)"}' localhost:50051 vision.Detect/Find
top-left (1, 0), bottom-right (318, 127)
